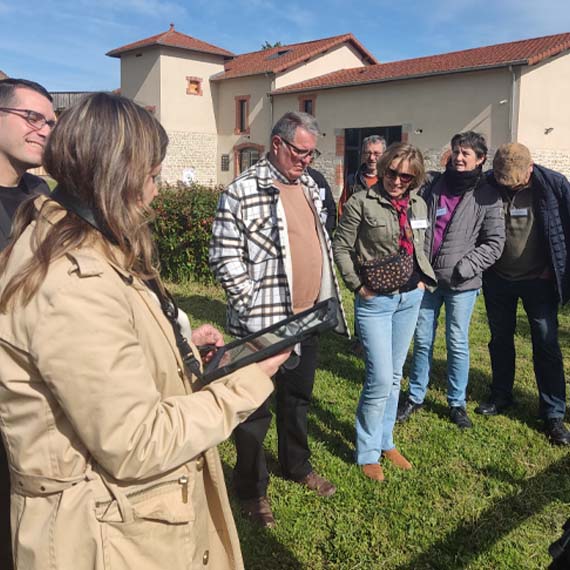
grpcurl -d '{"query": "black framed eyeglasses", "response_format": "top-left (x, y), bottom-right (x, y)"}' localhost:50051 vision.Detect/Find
top-left (0, 107), bottom-right (56, 130)
top-left (281, 137), bottom-right (321, 161)
top-left (385, 167), bottom-right (415, 184)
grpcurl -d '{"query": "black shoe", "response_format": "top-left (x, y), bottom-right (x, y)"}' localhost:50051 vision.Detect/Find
top-left (475, 399), bottom-right (513, 416)
top-left (397, 399), bottom-right (423, 423)
top-left (545, 418), bottom-right (570, 446)
top-left (450, 406), bottom-right (473, 429)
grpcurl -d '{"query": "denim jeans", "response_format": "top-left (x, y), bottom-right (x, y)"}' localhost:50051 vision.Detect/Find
top-left (355, 287), bottom-right (424, 465)
top-left (483, 272), bottom-right (566, 419)
top-left (408, 287), bottom-right (478, 408)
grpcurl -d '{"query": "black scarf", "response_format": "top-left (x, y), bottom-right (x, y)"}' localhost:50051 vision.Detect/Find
top-left (443, 163), bottom-right (483, 196)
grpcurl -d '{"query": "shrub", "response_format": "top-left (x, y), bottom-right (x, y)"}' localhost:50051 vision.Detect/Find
top-left (152, 182), bottom-right (222, 282)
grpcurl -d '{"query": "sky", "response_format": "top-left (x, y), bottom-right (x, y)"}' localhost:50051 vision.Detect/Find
top-left (2, 0), bottom-right (570, 92)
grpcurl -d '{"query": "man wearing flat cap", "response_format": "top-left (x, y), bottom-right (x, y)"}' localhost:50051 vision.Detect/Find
top-left (476, 143), bottom-right (570, 445)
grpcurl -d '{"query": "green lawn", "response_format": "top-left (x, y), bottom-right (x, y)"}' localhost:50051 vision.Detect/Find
top-left (171, 280), bottom-right (570, 570)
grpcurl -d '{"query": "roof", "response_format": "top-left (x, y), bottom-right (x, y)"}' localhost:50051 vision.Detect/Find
top-left (211, 33), bottom-right (378, 81)
top-left (272, 32), bottom-right (570, 94)
top-left (106, 24), bottom-right (233, 58)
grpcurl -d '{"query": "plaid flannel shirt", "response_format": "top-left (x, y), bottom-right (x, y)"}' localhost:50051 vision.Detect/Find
top-left (209, 156), bottom-right (348, 338)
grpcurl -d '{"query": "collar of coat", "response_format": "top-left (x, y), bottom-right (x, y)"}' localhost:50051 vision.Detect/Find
top-left (253, 155), bottom-right (320, 198)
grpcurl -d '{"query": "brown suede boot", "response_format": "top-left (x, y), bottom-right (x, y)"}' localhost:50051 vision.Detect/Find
top-left (382, 448), bottom-right (412, 470)
top-left (361, 463), bottom-right (384, 481)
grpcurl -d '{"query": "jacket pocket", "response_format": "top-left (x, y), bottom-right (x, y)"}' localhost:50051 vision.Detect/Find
top-left (244, 216), bottom-right (280, 263)
top-left (95, 482), bottom-right (195, 570)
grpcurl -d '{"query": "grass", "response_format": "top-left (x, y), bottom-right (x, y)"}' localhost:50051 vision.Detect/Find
top-left (170, 280), bottom-right (570, 570)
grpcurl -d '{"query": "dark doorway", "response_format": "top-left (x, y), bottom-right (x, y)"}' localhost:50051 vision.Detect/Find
top-left (344, 126), bottom-right (402, 182)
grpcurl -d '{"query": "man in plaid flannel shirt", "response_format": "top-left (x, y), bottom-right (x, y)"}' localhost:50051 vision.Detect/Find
top-left (210, 111), bottom-right (348, 528)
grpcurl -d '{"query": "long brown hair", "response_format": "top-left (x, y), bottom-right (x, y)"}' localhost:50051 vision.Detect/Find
top-left (0, 92), bottom-right (168, 310)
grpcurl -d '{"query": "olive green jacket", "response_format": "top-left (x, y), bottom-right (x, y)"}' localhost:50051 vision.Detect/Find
top-left (333, 186), bottom-right (436, 293)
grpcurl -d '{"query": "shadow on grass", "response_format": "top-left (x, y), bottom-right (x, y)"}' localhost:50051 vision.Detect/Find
top-left (174, 294), bottom-right (227, 330)
top-left (394, 454), bottom-right (570, 570)
top-left (219, 460), bottom-right (305, 570)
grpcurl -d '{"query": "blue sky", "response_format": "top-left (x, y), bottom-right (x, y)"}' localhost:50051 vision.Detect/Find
top-left (2, 0), bottom-right (570, 91)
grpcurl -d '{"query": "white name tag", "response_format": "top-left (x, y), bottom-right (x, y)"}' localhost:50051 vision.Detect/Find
top-left (436, 207), bottom-right (447, 217)
top-left (411, 219), bottom-right (428, 229)
top-left (510, 208), bottom-right (529, 217)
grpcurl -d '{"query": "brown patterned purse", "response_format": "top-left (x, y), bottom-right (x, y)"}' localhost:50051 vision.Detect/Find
top-left (358, 250), bottom-right (413, 294)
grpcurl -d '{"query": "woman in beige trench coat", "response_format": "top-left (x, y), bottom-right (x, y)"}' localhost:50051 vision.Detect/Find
top-left (0, 93), bottom-right (288, 570)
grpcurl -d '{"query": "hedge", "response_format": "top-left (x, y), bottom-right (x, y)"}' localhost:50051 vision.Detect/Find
top-left (152, 182), bottom-right (221, 283)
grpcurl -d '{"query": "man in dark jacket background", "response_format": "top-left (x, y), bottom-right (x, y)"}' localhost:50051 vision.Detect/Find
top-left (0, 77), bottom-right (54, 569)
top-left (476, 143), bottom-right (570, 445)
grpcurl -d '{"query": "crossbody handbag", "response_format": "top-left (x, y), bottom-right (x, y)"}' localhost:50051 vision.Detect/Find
top-left (358, 249), bottom-right (413, 295)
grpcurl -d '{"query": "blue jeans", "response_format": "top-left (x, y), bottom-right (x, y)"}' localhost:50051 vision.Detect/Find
top-left (483, 272), bottom-right (566, 419)
top-left (355, 287), bottom-right (424, 465)
top-left (408, 287), bottom-right (478, 408)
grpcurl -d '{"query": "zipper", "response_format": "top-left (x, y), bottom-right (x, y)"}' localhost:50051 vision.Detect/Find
top-left (178, 475), bottom-right (189, 504)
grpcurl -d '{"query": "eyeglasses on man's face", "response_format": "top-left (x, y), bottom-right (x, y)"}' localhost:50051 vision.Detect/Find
top-left (385, 167), bottom-right (415, 184)
top-left (363, 151), bottom-right (383, 158)
top-left (0, 107), bottom-right (56, 130)
top-left (280, 137), bottom-right (321, 161)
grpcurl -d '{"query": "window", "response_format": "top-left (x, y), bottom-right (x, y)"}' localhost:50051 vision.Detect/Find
top-left (298, 94), bottom-right (316, 116)
top-left (234, 96), bottom-right (250, 134)
top-left (221, 154), bottom-right (230, 172)
top-left (239, 147), bottom-right (260, 173)
top-left (233, 143), bottom-right (264, 175)
top-left (186, 76), bottom-right (203, 96)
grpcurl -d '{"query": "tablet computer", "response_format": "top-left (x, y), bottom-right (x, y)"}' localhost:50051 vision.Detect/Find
top-left (200, 297), bottom-right (338, 383)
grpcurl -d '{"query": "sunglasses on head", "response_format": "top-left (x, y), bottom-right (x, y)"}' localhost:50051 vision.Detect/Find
top-left (385, 167), bottom-right (415, 184)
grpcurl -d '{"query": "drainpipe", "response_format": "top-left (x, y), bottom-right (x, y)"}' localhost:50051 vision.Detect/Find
top-left (508, 65), bottom-right (517, 141)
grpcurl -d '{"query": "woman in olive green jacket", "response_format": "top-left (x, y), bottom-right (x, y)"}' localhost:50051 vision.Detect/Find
top-left (333, 143), bottom-right (436, 482)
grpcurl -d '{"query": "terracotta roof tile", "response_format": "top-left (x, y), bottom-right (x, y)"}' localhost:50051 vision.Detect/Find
top-left (211, 33), bottom-right (378, 81)
top-left (272, 32), bottom-right (570, 94)
top-left (106, 24), bottom-right (233, 58)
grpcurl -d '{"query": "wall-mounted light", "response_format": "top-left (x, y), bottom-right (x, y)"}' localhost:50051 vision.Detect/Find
top-left (545, 127), bottom-right (554, 135)
top-left (414, 128), bottom-right (423, 134)
top-left (499, 99), bottom-right (508, 105)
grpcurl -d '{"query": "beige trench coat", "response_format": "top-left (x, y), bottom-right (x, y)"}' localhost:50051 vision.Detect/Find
top-left (0, 201), bottom-right (274, 570)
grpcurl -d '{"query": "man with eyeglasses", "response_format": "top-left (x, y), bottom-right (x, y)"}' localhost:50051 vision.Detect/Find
top-left (0, 77), bottom-right (54, 570)
top-left (0, 78), bottom-right (55, 251)
top-left (476, 143), bottom-right (570, 445)
top-left (338, 135), bottom-right (386, 217)
top-left (210, 111), bottom-right (348, 528)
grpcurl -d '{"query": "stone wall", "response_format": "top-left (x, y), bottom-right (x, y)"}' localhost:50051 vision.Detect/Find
top-left (161, 130), bottom-right (218, 186)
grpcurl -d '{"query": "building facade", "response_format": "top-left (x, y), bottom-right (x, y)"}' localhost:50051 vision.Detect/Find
top-left (107, 27), bottom-right (570, 193)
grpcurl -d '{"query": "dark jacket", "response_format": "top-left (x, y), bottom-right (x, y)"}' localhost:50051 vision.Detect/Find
top-left (338, 165), bottom-right (378, 218)
top-left (307, 167), bottom-right (337, 237)
top-left (421, 171), bottom-right (505, 291)
top-left (490, 164), bottom-right (570, 305)
top-left (0, 173), bottom-right (50, 251)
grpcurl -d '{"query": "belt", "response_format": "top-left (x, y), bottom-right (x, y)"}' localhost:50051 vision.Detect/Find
top-left (10, 465), bottom-right (95, 497)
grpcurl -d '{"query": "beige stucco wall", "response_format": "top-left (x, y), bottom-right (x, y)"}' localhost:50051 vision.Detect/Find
top-left (120, 49), bottom-right (161, 115)
top-left (215, 75), bottom-right (274, 186)
top-left (273, 68), bottom-right (514, 195)
top-left (274, 44), bottom-right (367, 90)
top-left (158, 47), bottom-right (225, 133)
top-left (517, 52), bottom-right (570, 178)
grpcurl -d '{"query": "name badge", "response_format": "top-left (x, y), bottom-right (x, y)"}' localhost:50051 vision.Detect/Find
top-left (436, 207), bottom-right (447, 217)
top-left (411, 219), bottom-right (428, 229)
top-left (510, 208), bottom-right (529, 217)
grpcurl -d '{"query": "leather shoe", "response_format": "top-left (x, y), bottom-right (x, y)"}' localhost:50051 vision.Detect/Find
top-left (240, 496), bottom-right (275, 528)
top-left (382, 448), bottom-right (412, 470)
top-left (297, 471), bottom-right (336, 497)
top-left (475, 399), bottom-right (513, 416)
top-left (361, 464), bottom-right (384, 481)
top-left (397, 398), bottom-right (423, 423)
top-left (545, 418), bottom-right (570, 446)
top-left (450, 406), bottom-right (473, 429)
